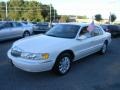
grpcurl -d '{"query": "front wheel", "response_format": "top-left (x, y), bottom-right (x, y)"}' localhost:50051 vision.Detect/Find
top-left (53, 53), bottom-right (71, 75)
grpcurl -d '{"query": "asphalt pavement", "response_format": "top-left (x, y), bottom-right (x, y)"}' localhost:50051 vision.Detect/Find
top-left (0, 38), bottom-right (120, 90)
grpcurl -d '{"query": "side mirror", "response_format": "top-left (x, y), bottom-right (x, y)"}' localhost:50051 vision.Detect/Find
top-left (77, 35), bottom-right (87, 40)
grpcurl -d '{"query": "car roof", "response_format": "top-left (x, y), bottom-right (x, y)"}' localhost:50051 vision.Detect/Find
top-left (58, 22), bottom-right (98, 27)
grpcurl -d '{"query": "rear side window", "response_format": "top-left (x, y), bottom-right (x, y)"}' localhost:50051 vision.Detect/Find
top-left (91, 26), bottom-right (103, 37)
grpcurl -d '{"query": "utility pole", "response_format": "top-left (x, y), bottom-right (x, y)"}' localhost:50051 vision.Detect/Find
top-left (5, 1), bottom-right (8, 19)
top-left (54, 9), bottom-right (55, 22)
top-left (92, 16), bottom-right (94, 21)
top-left (109, 12), bottom-right (111, 24)
top-left (49, 4), bottom-right (52, 27)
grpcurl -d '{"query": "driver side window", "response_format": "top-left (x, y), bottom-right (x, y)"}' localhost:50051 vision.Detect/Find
top-left (79, 26), bottom-right (91, 38)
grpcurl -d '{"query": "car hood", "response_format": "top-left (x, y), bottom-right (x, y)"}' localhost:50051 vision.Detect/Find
top-left (12, 34), bottom-right (73, 53)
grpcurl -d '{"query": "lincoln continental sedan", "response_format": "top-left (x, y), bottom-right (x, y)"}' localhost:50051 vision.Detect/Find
top-left (8, 23), bottom-right (111, 75)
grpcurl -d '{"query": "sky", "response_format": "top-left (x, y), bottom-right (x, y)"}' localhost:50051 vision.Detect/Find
top-left (2, 0), bottom-right (120, 21)
top-left (39, 0), bottom-right (120, 21)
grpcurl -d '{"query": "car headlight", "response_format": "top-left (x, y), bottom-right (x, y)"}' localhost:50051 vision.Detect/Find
top-left (21, 52), bottom-right (49, 60)
top-left (11, 46), bottom-right (23, 52)
top-left (11, 46), bottom-right (23, 57)
top-left (11, 46), bottom-right (49, 60)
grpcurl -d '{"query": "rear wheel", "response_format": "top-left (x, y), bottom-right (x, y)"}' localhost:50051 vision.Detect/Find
top-left (23, 31), bottom-right (30, 38)
top-left (99, 42), bottom-right (107, 54)
top-left (53, 53), bottom-right (71, 75)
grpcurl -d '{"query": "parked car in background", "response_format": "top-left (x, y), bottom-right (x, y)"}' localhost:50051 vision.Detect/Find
top-left (101, 24), bottom-right (120, 37)
top-left (51, 23), bottom-right (58, 27)
top-left (0, 21), bottom-right (33, 41)
top-left (31, 21), bottom-right (37, 25)
top-left (100, 24), bottom-right (109, 32)
top-left (21, 21), bottom-right (35, 27)
top-left (8, 23), bottom-right (111, 75)
top-left (33, 22), bottom-right (50, 33)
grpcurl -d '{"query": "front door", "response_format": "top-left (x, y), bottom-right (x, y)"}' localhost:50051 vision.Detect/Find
top-left (0, 22), bottom-right (13, 40)
top-left (74, 26), bottom-right (96, 61)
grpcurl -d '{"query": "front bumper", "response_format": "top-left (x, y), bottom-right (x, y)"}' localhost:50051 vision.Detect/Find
top-left (7, 50), bottom-right (55, 72)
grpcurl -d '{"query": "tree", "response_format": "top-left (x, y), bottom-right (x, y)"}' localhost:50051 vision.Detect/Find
top-left (95, 14), bottom-right (102, 22)
top-left (41, 5), bottom-right (49, 21)
top-left (45, 5), bottom-right (57, 22)
top-left (0, 2), bottom-right (6, 20)
top-left (109, 14), bottom-right (117, 23)
top-left (0, 2), bottom-right (4, 20)
top-left (0, 0), bottom-right (57, 22)
top-left (21, 1), bottom-right (43, 21)
top-left (8, 0), bottom-right (24, 20)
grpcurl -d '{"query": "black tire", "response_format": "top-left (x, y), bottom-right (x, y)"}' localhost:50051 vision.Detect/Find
top-left (23, 31), bottom-right (30, 38)
top-left (53, 53), bottom-right (72, 75)
top-left (99, 42), bottom-right (107, 54)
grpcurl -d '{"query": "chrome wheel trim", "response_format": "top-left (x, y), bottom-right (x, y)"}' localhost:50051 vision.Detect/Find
top-left (59, 57), bottom-right (70, 74)
top-left (24, 32), bottom-right (30, 37)
top-left (102, 44), bottom-right (107, 53)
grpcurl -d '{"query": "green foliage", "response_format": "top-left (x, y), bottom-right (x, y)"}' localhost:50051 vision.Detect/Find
top-left (8, 0), bottom-right (24, 20)
top-left (41, 5), bottom-right (49, 21)
top-left (109, 14), bottom-right (117, 22)
top-left (77, 16), bottom-right (87, 19)
top-left (0, 0), bottom-right (57, 22)
top-left (95, 14), bottom-right (102, 22)
top-left (0, 2), bottom-right (6, 20)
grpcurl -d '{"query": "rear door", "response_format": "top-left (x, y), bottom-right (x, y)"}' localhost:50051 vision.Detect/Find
top-left (89, 26), bottom-right (104, 52)
top-left (74, 26), bottom-right (104, 60)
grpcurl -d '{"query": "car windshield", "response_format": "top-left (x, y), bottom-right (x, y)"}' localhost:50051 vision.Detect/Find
top-left (45, 24), bottom-right (80, 39)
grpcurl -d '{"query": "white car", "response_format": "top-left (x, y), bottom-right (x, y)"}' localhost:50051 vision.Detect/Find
top-left (33, 23), bottom-right (50, 33)
top-left (8, 23), bottom-right (111, 75)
